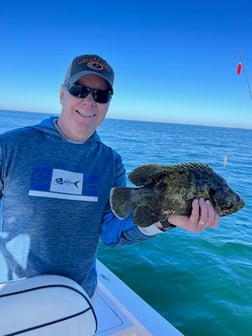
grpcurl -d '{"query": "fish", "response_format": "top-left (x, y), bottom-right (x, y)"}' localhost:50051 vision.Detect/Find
top-left (110, 162), bottom-right (245, 227)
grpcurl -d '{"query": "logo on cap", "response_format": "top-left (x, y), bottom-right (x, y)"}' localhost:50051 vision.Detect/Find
top-left (87, 62), bottom-right (103, 71)
top-left (77, 56), bottom-right (112, 73)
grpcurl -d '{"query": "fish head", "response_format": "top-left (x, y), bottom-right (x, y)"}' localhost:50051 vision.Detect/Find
top-left (209, 175), bottom-right (245, 216)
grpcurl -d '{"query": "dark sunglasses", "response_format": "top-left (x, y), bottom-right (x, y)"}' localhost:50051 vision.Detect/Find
top-left (66, 84), bottom-right (112, 104)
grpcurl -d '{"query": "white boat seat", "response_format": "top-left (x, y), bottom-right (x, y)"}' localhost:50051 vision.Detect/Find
top-left (0, 275), bottom-right (97, 336)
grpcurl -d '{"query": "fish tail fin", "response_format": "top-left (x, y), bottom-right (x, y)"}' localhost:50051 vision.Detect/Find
top-left (110, 187), bottom-right (138, 219)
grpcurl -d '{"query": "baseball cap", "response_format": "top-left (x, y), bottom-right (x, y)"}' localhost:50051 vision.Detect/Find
top-left (64, 54), bottom-right (114, 93)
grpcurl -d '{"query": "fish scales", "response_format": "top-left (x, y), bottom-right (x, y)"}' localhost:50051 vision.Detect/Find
top-left (110, 162), bottom-right (245, 227)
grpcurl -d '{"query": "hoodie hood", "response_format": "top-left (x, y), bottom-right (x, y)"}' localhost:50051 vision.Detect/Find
top-left (34, 116), bottom-right (101, 144)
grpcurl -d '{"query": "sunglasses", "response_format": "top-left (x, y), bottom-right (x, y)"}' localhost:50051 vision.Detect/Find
top-left (66, 84), bottom-right (112, 104)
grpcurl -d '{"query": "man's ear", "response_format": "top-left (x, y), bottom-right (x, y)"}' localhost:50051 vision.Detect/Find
top-left (60, 85), bottom-right (65, 104)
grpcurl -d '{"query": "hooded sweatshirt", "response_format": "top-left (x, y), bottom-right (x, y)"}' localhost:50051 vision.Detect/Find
top-left (0, 117), bottom-right (160, 296)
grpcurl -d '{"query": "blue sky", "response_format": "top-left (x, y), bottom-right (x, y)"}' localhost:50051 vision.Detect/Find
top-left (1, 0), bottom-right (252, 128)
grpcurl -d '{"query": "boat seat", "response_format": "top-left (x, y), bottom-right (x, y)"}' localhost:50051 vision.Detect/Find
top-left (0, 275), bottom-right (97, 336)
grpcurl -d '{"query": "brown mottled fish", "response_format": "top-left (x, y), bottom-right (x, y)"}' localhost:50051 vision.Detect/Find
top-left (110, 162), bottom-right (245, 227)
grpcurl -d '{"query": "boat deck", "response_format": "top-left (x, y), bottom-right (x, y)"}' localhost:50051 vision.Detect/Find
top-left (94, 260), bottom-right (183, 336)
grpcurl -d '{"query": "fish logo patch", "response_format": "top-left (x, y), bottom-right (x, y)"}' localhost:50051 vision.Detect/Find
top-left (29, 167), bottom-right (99, 202)
top-left (50, 169), bottom-right (83, 195)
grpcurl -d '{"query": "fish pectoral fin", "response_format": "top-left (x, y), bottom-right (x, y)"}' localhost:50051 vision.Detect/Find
top-left (133, 205), bottom-right (159, 227)
top-left (110, 187), bottom-right (138, 219)
top-left (129, 164), bottom-right (167, 186)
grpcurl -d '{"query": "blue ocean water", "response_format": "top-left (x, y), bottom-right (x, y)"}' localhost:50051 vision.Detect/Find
top-left (0, 110), bottom-right (251, 335)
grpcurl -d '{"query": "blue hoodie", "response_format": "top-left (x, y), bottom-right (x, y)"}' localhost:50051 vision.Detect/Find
top-left (0, 117), bottom-right (160, 296)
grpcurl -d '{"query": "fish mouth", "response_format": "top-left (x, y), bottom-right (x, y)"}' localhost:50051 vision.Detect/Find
top-left (219, 199), bottom-right (245, 216)
top-left (75, 110), bottom-right (96, 118)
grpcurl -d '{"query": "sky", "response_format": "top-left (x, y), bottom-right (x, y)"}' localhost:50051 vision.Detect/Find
top-left (1, 0), bottom-right (252, 128)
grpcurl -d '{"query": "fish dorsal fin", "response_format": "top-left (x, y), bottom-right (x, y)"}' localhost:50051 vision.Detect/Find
top-left (129, 164), bottom-right (167, 186)
top-left (168, 162), bottom-right (213, 173)
top-left (129, 162), bottom-right (213, 186)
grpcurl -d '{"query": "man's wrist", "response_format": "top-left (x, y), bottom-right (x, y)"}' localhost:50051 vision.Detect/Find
top-left (159, 218), bottom-right (176, 231)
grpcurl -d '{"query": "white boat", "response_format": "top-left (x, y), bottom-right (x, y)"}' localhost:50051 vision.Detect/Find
top-left (95, 260), bottom-right (183, 335)
top-left (0, 259), bottom-right (183, 336)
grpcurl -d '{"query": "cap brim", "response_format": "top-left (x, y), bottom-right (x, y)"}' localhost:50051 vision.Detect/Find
top-left (65, 71), bottom-right (113, 93)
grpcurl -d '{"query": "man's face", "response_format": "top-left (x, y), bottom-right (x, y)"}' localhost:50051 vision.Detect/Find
top-left (58, 75), bottom-right (111, 141)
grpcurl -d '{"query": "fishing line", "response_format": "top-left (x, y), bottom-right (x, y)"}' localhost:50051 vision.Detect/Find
top-left (223, 56), bottom-right (252, 167)
top-left (238, 57), bottom-right (252, 99)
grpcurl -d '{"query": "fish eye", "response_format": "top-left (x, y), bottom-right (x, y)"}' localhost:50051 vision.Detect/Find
top-left (235, 195), bottom-right (241, 202)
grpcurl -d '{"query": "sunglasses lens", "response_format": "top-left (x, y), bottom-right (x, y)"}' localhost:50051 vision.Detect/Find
top-left (68, 84), bottom-right (112, 104)
top-left (94, 90), bottom-right (112, 104)
top-left (68, 85), bottom-right (89, 99)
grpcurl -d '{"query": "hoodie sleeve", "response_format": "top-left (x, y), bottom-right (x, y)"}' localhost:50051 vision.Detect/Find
top-left (101, 211), bottom-right (156, 247)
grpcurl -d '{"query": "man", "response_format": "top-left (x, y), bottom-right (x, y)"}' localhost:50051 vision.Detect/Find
top-left (0, 54), bottom-right (219, 298)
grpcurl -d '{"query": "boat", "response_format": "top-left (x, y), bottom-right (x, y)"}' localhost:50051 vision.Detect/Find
top-left (0, 259), bottom-right (183, 335)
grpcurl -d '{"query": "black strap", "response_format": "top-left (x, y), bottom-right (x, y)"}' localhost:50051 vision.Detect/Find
top-left (160, 218), bottom-right (176, 231)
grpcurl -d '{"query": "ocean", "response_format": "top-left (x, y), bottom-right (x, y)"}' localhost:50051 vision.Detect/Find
top-left (0, 109), bottom-right (251, 336)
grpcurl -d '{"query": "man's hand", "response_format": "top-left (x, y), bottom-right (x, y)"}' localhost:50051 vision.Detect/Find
top-left (156, 198), bottom-right (219, 232)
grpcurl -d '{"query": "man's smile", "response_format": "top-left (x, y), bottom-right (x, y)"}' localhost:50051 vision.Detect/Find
top-left (75, 109), bottom-right (96, 118)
